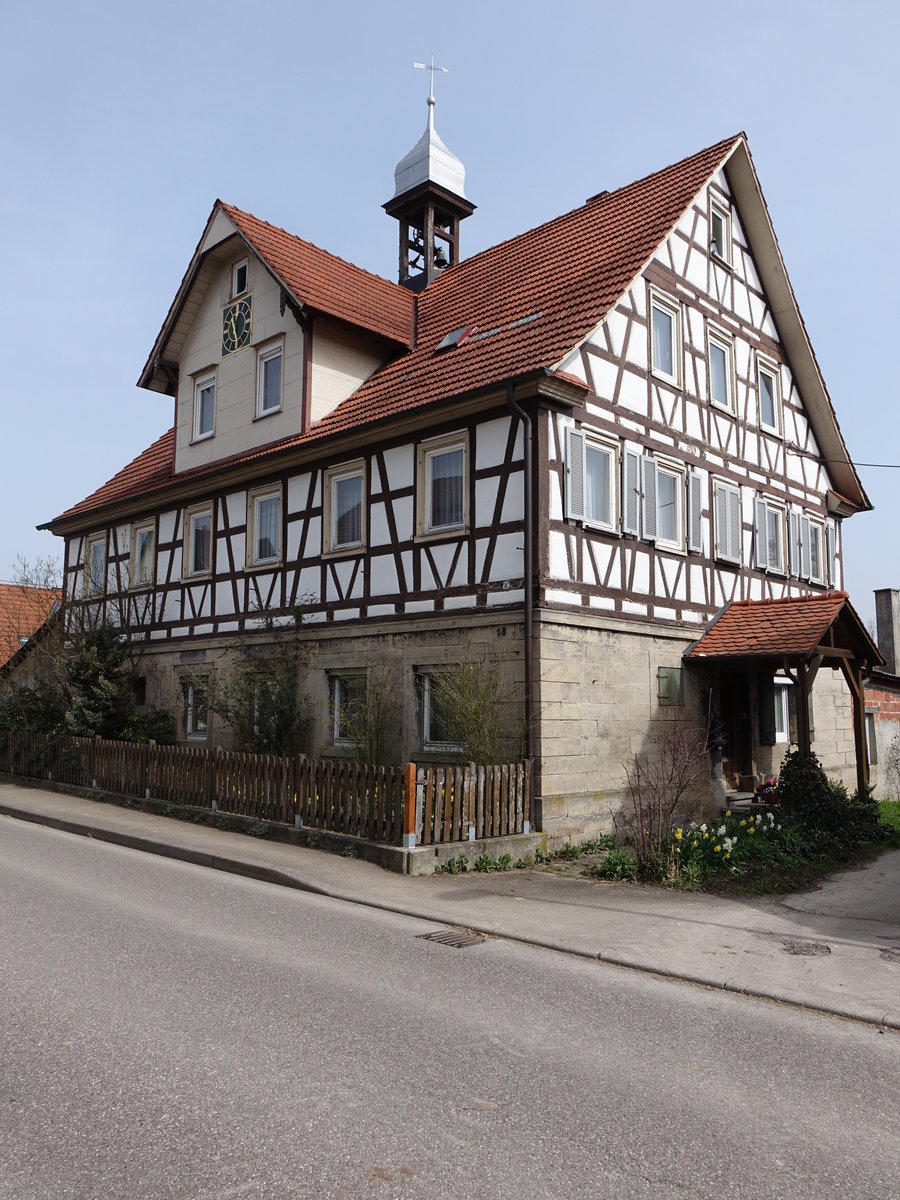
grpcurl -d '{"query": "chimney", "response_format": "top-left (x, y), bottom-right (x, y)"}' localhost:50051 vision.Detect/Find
top-left (874, 588), bottom-right (900, 674)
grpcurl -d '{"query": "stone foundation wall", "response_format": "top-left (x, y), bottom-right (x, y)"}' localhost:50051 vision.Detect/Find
top-left (534, 611), bottom-right (717, 846)
top-left (135, 612), bottom-right (525, 768)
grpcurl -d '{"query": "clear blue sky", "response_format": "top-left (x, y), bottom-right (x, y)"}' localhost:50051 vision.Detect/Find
top-left (1, 0), bottom-right (897, 627)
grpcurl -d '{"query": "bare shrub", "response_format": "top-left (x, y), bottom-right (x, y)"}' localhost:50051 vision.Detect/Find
top-left (613, 720), bottom-right (711, 881)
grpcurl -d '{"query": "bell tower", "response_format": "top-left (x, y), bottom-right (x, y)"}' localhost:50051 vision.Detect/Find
top-left (383, 60), bottom-right (475, 291)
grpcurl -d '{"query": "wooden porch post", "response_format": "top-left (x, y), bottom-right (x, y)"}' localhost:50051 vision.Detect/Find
top-left (795, 661), bottom-right (811, 756)
top-left (838, 659), bottom-right (869, 796)
top-left (402, 762), bottom-right (418, 850)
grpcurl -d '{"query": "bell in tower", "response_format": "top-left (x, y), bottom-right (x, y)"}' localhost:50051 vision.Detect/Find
top-left (383, 60), bottom-right (475, 291)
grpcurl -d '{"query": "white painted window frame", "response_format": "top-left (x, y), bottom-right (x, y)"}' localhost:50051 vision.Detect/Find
top-left (653, 458), bottom-right (685, 552)
top-left (808, 518), bottom-right (826, 584)
top-left (709, 198), bottom-right (732, 265)
top-left (84, 533), bottom-right (107, 597)
top-left (183, 678), bottom-right (209, 740)
top-left (247, 486), bottom-right (282, 568)
top-left (330, 673), bottom-right (366, 747)
top-left (416, 431), bottom-right (469, 538)
top-left (565, 426), bottom-right (618, 532)
top-left (184, 504), bottom-right (213, 579)
top-left (255, 339), bottom-right (284, 418)
top-left (707, 326), bottom-right (735, 414)
top-left (754, 497), bottom-right (786, 574)
top-left (419, 672), bottom-right (461, 753)
top-left (323, 460), bottom-right (366, 555)
top-left (757, 356), bottom-right (782, 436)
top-left (774, 678), bottom-right (792, 744)
top-left (713, 480), bottom-right (742, 564)
top-left (192, 370), bottom-right (216, 442)
top-left (649, 288), bottom-right (681, 387)
top-left (130, 520), bottom-right (155, 590)
top-left (232, 258), bottom-right (249, 298)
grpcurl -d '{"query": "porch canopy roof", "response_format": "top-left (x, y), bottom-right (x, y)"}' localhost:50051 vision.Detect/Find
top-left (684, 592), bottom-right (884, 671)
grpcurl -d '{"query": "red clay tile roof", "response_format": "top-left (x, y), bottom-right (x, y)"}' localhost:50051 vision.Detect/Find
top-left (219, 203), bottom-right (414, 348)
top-left (51, 135), bottom-right (743, 526)
top-left (687, 592), bottom-right (859, 659)
top-left (0, 584), bottom-right (60, 669)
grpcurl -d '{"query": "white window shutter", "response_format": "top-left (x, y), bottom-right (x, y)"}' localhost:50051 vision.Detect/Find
top-left (754, 498), bottom-right (768, 570)
top-left (826, 522), bottom-right (836, 587)
top-left (714, 485), bottom-right (728, 558)
top-left (788, 511), bottom-right (801, 577)
top-left (641, 456), bottom-right (658, 540)
top-left (687, 472), bottom-right (703, 553)
top-left (800, 515), bottom-right (812, 580)
top-left (566, 427), bottom-right (585, 520)
top-left (728, 487), bottom-right (742, 563)
top-left (623, 449), bottom-right (641, 535)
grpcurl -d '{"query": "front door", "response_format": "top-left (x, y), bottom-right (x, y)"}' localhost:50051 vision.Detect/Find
top-left (719, 670), bottom-right (752, 790)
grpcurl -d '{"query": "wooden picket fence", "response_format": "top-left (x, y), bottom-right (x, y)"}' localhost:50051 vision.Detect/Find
top-left (0, 730), bottom-right (530, 847)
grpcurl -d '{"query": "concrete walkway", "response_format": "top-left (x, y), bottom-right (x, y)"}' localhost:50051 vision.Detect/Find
top-left (2, 780), bottom-right (898, 1029)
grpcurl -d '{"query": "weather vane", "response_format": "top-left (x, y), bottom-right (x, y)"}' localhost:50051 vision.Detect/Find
top-left (413, 55), bottom-right (448, 104)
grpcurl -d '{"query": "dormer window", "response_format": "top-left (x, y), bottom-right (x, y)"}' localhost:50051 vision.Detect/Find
top-left (232, 259), bottom-right (248, 297)
top-left (709, 200), bottom-right (731, 264)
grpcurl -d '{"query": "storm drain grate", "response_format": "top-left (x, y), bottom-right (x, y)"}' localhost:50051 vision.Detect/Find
top-left (418, 929), bottom-right (486, 949)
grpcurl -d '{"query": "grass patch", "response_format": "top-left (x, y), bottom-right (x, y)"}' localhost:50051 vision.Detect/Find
top-left (878, 800), bottom-right (900, 832)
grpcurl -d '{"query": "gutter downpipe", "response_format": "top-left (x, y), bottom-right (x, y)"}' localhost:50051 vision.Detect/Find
top-left (505, 379), bottom-right (535, 829)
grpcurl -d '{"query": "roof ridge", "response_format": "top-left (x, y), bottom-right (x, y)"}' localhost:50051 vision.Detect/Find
top-left (420, 133), bottom-right (743, 293)
top-left (218, 201), bottom-right (410, 296)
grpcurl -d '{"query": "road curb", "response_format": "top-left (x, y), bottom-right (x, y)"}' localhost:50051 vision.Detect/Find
top-left (3, 800), bottom-right (897, 1033)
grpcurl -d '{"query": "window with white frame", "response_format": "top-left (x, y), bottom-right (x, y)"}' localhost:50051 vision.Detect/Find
top-left (649, 290), bottom-right (680, 385)
top-left (709, 200), bottom-right (731, 264)
top-left (417, 433), bottom-right (467, 536)
top-left (248, 488), bottom-right (281, 567)
top-left (707, 329), bottom-right (734, 412)
top-left (130, 521), bottom-right (155, 589)
top-left (866, 709), bottom-right (877, 765)
top-left (85, 534), bottom-right (107, 596)
top-left (622, 449), bottom-right (683, 548)
top-left (788, 511), bottom-right (829, 584)
top-left (655, 461), bottom-right (683, 549)
top-left (808, 519), bottom-right (825, 584)
top-left (256, 342), bottom-right (283, 417)
top-left (184, 506), bottom-right (213, 577)
top-left (713, 480), bottom-right (742, 563)
top-left (774, 678), bottom-right (792, 743)
top-left (183, 678), bottom-right (208, 739)
top-left (232, 259), bottom-right (248, 298)
top-left (757, 360), bottom-right (781, 435)
top-left (330, 673), bottom-right (365, 746)
top-left (565, 428), bottom-right (617, 530)
top-left (324, 462), bottom-right (365, 553)
top-left (193, 372), bottom-right (216, 441)
top-left (754, 498), bottom-right (785, 573)
top-left (419, 672), bottom-right (458, 750)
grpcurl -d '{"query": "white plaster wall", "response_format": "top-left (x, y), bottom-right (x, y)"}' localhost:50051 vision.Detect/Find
top-left (310, 318), bottom-right (388, 425)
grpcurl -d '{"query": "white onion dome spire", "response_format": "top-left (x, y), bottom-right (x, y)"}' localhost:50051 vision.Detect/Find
top-left (392, 87), bottom-right (467, 200)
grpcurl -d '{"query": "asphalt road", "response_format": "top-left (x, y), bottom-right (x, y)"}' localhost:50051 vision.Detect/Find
top-left (1, 818), bottom-right (898, 1200)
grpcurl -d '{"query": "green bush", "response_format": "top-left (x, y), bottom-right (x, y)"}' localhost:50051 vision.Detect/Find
top-left (586, 850), bottom-right (638, 881)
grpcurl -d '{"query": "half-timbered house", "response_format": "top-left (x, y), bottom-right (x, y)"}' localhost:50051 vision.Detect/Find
top-left (43, 105), bottom-right (882, 840)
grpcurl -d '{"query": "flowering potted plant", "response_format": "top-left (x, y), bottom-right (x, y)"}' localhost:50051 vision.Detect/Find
top-left (755, 775), bottom-right (779, 803)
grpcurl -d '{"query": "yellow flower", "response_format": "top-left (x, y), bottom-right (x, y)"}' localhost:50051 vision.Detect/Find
top-left (725, 853), bottom-right (731, 860)
top-left (675, 828), bottom-right (683, 841)
top-left (725, 810), bottom-right (732, 817)
top-left (714, 845), bottom-right (722, 853)
top-left (703, 832), bottom-right (709, 840)
top-left (748, 827), bottom-right (755, 835)
top-left (739, 819), bottom-right (747, 827)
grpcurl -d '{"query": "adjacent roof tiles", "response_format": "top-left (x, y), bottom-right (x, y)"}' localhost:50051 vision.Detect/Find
top-left (219, 203), bottom-right (414, 348)
top-left (52, 134), bottom-right (757, 526)
top-left (0, 584), bottom-right (60, 669)
top-left (686, 592), bottom-right (859, 660)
